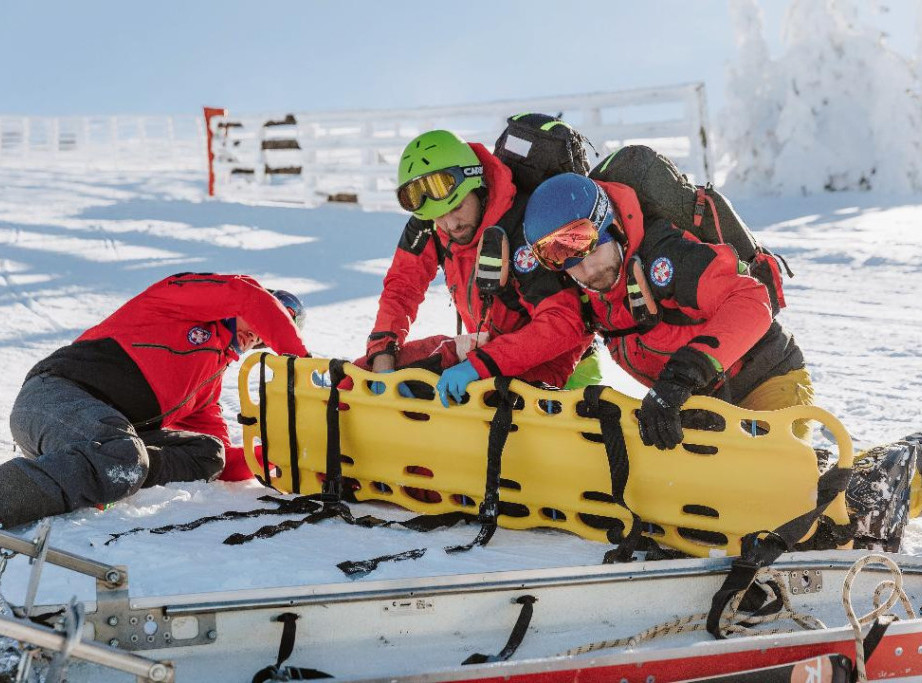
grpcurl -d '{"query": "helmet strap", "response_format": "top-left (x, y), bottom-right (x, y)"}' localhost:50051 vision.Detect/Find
top-left (603, 218), bottom-right (627, 248)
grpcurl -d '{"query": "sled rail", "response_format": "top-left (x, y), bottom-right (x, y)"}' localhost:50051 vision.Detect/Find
top-left (0, 528), bottom-right (126, 588)
top-left (148, 550), bottom-right (920, 617)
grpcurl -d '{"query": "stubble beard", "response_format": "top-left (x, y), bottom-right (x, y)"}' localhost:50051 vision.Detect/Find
top-left (573, 267), bottom-right (619, 293)
top-left (449, 224), bottom-right (478, 245)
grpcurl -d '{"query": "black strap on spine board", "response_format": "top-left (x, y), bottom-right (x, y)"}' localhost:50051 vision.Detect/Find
top-left (286, 355), bottom-right (301, 494)
top-left (105, 494), bottom-right (323, 545)
top-left (706, 464), bottom-right (852, 639)
top-left (259, 353), bottom-right (272, 487)
top-left (446, 376), bottom-right (515, 554)
top-left (582, 385), bottom-right (643, 563)
top-left (321, 359), bottom-right (347, 501)
top-left (337, 548), bottom-right (428, 579)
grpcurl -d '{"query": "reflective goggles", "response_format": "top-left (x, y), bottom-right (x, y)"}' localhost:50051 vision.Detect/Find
top-left (396, 165), bottom-right (482, 212)
top-left (530, 218), bottom-right (599, 271)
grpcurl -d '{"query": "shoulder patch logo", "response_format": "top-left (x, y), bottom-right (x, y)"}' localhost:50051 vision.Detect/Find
top-left (514, 245), bottom-right (539, 273)
top-left (650, 257), bottom-right (674, 287)
top-left (187, 326), bottom-right (212, 345)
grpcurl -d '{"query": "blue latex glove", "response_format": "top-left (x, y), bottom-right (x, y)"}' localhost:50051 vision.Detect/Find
top-left (436, 360), bottom-right (480, 408)
top-left (369, 370), bottom-right (415, 398)
top-left (310, 370), bottom-right (332, 388)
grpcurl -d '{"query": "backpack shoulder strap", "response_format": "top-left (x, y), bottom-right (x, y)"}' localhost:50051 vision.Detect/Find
top-left (495, 191), bottom-right (529, 236)
top-left (695, 185), bottom-right (726, 243)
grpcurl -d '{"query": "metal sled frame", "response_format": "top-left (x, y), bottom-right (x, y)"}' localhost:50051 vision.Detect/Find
top-left (5, 522), bottom-right (922, 682)
top-left (0, 525), bottom-right (176, 682)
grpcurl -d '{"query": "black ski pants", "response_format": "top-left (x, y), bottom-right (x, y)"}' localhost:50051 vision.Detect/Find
top-left (0, 374), bottom-right (224, 530)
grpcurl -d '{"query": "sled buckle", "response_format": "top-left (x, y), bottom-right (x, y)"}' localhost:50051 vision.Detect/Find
top-left (478, 500), bottom-right (498, 523)
top-left (321, 479), bottom-right (342, 501)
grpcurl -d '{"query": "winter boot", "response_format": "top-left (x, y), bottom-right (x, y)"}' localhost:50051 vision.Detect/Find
top-left (847, 433), bottom-right (922, 552)
top-left (0, 460), bottom-right (66, 530)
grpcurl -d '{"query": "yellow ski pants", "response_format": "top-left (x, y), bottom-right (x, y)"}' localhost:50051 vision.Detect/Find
top-left (738, 367), bottom-right (815, 442)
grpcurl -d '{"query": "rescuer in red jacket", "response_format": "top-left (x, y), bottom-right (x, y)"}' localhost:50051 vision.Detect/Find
top-left (363, 130), bottom-right (593, 407)
top-left (0, 273), bottom-right (308, 529)
top-left (523, 174), bottom-right (810, 450)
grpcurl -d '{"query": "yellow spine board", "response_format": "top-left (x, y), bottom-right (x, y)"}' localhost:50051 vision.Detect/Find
top-left (238, 355), bottom-right (854, 558)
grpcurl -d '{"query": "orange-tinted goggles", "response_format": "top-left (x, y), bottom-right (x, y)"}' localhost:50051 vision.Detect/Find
top-left (396, 166), bottom-right (481, 212)
top-left (530, 218), bottom-right (599, 271)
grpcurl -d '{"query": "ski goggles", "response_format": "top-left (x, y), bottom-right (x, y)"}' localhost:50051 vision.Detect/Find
top-left (530, 218), bottom-right (600, 271)
top-left (396, 165), bottom-right (483, 212)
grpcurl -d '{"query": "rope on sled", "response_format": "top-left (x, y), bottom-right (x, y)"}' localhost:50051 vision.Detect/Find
top-left (842, 553), bottom-right (915, 683)
top-left (559, 552), bottom-right (915, 676)
top-left (557, 566), bottom-right (825, 656)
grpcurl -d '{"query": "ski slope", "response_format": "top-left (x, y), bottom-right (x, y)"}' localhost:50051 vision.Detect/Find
top-left (0, 165), bottom-right (921, 607)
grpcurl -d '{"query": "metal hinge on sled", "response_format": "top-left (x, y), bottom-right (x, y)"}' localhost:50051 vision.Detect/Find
top-left (0, 523), bottom-right (216, 656)
top-left (786, 568), bottom-right (823, 595)
top-left (89, 578), bottom-right (218, 652)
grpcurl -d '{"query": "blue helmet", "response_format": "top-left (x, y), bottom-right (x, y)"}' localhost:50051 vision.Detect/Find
top-left (523, 173), bottom-right (616, 267)
top-left (269, 289), bottom-right (305, 330)
top-left (223, 288), bottom-right (305, 353)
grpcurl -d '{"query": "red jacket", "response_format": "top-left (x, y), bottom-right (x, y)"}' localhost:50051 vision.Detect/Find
top-left (368, 145), bottom-right (591, 387)
top-left (588, 181), bottom-right (774, 388)
top-left (76, 273), bottom-right (308, 458)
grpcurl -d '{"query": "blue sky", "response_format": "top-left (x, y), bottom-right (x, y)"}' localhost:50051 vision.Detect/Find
top-left (1, 2), bottom-right (916, 119)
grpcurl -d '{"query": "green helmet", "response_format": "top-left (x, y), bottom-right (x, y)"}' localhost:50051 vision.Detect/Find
top-left (396, 130), bottom-right (484, 221)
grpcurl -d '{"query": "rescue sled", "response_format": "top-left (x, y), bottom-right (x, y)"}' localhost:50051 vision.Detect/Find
top-left (3, 355), bottom-right (914, 681)
top-left (236, 354), bottom-right (859, 558)
top-left (3, 523), bottom-right (922, 682)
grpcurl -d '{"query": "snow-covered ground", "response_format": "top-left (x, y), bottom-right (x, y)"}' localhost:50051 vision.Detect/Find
top-left (0, 165), bottom-right (920, 610)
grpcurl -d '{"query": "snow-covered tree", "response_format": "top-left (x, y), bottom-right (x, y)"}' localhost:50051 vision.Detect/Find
top-left (719, 0), bottom-right (783, 194)
top-left (720, 0), bottom-right (922, 195)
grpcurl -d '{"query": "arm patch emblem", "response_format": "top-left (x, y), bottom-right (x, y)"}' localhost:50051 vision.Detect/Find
top-left (187, 326), bottom-right (212, 345)
top-left (650, 257), bottom-right (675, 287)
top-left (514, 245), bottom-right (539, 273)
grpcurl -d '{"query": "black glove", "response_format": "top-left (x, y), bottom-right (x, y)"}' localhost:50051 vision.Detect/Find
top-left (639, 346), bottom-right (720, 450)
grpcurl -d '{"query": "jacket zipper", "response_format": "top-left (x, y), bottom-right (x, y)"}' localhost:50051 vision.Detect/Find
top-left (635, 337), bottom-right (673, 357)
top-left (132, 343), bottom-right (222, 356)
top-left (617, 337), bottom-right (659, 384)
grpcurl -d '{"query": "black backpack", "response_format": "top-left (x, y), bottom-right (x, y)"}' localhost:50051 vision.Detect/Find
top-left (589, 145), bottom-right (791, 317)
top-left (494, 113), bottom-right (593, 193)
top-left (493, 117), bottom-right (788, 318)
